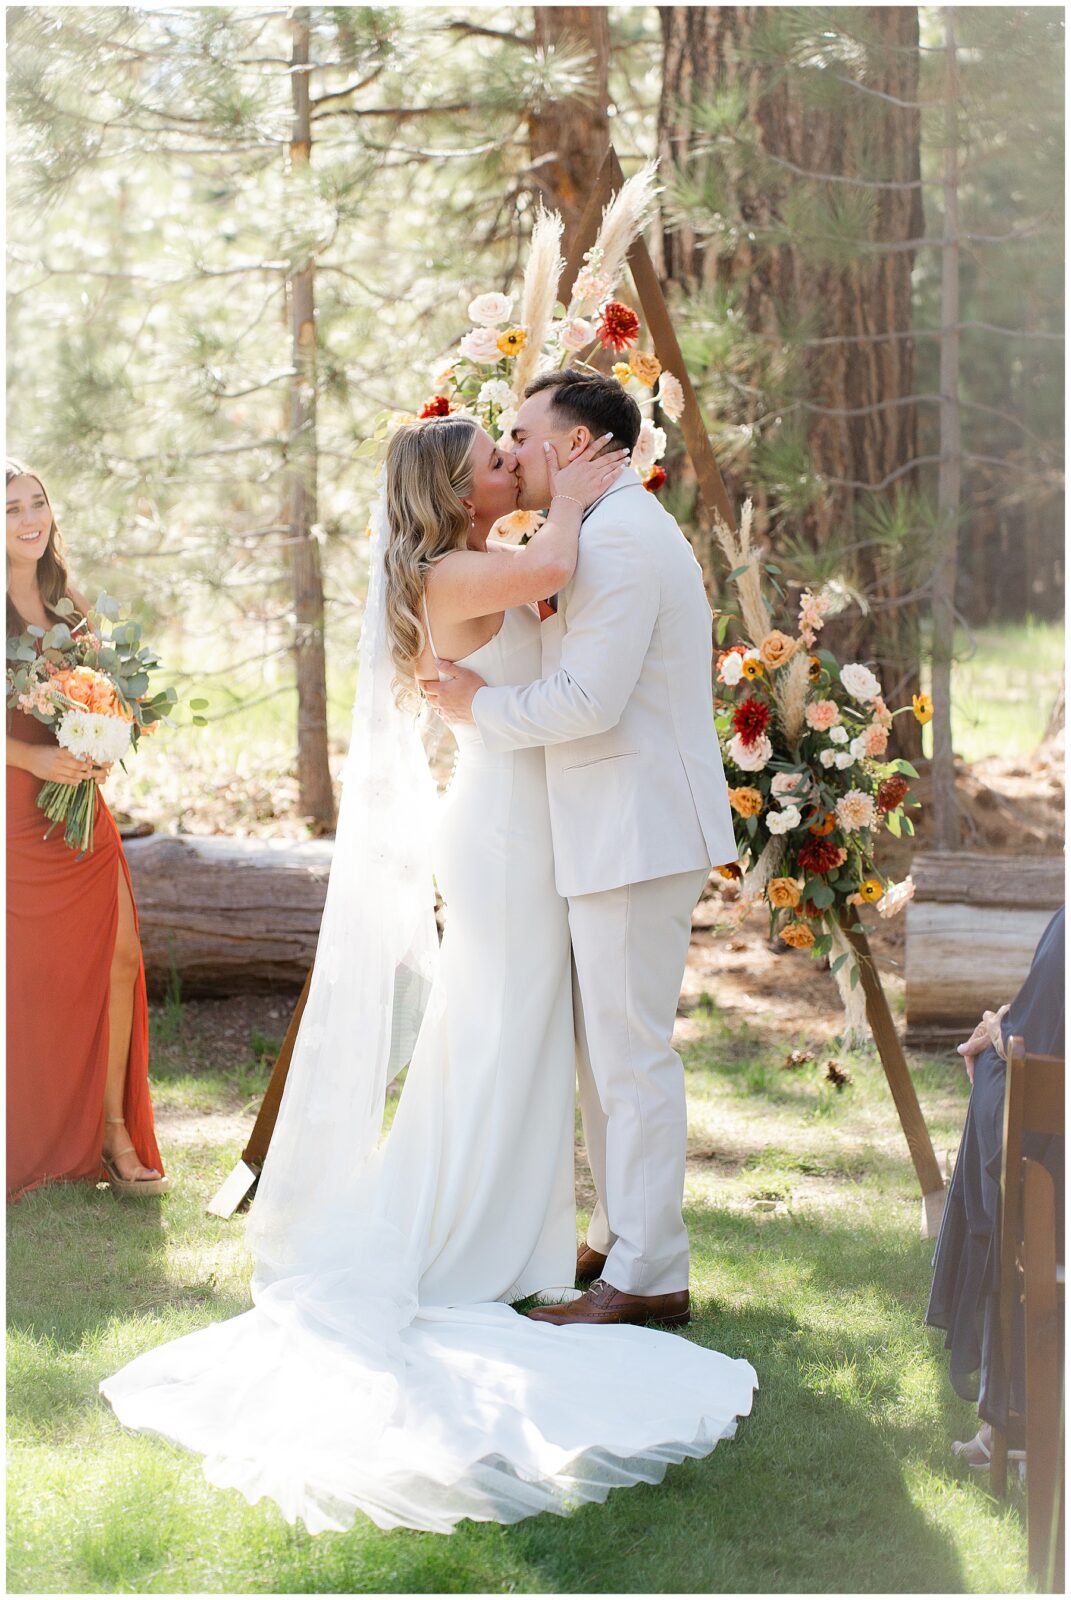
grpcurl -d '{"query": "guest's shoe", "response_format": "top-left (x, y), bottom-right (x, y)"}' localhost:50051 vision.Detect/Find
top-left (527, 1279), bottom-right (690, 1328)
top-left (102, 1119), bottom-right (172, 1196)
top-left (575, 1244), bottom-right (607, 1286)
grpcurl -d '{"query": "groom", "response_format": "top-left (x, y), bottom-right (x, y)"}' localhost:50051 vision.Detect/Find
top-left (425, 368), bottom-right (736, 1327)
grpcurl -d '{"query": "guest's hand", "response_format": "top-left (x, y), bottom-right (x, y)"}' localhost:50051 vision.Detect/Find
top-left (27, 746), bottom-right (97, 786)
top-left (422, 662), bottom-right (487, 725)
top-left (956, 1003), bottom-right (1010, 1084)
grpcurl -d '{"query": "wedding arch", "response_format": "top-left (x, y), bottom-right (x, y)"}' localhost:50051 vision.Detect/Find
top-left (210, 146), bottom-right (945, 1238)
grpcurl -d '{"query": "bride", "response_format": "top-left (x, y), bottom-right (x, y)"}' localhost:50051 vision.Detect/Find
top-left (101, 415), bottom-right (757, 1535)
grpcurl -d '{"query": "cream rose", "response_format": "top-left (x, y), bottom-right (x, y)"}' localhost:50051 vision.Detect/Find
top-left (467, 292), bottom-right (514, 327)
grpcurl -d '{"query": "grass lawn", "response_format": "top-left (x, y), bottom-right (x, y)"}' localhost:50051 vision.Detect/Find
top-left (921, 617), bottom-right (1064, 765)
top-left (8, 996), bottom-right (1030, 1594)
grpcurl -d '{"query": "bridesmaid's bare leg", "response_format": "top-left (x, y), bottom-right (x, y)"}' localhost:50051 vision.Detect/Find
top-left (102, 864), bottom-right (159, 1181)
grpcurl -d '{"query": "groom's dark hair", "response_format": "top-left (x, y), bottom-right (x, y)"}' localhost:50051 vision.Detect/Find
top-left (524, 368), bottom-right (642, 455)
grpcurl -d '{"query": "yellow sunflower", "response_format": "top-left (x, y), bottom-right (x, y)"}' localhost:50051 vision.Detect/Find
top-left (912, 692), bottom-right (934, 725)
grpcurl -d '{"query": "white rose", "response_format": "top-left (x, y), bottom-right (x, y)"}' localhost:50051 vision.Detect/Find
top-left (819, 748), bottom-right (838, 769)
top-left (478, 378), bottom-right (513, 409)
top-left (771, 771), bottom-right (806, 798)
top-left (840, 662), bottom-right (882, 703)
top-left (459, 326), bottom-right (503, 363)
top-left (559, 317), bottom-right (595, 352)
top-left (467, 292), bottom-right (513, 327)
top-left (719, 654), bottom-right (744, 687)
top-left (829, 724), bottom-right (849, 745)
top-left (631, 418), bottom-right (668, 475)
top-left (849, 734), bottom-right (868, 761)
top-left (727, 732), bottom-right (772, 772)
top-left (767, 804), bottom-right (801, 835)
top-left (834, 750), bottom-right (854, 769)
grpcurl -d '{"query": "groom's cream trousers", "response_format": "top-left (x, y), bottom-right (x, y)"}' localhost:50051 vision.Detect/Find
top-left (473, 473), bottom-right (737, 1300)
top-left (569, 867), bottom-right (709, 1297)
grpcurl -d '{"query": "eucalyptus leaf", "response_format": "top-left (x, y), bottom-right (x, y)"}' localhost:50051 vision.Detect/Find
top-left (886, 810), bottom-right (902, 837)
top-left (850, 965), bottom-right (861, 989)
top-left (830, 952), bottom-right (849, 976)
top-left (189, 698), bottom-right (209, 710)
top-left (726, 563), bottom-right (751, 582)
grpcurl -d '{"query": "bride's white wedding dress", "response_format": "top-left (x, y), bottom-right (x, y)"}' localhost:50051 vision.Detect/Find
top-left (101, 602), bottom-right (756, 1535)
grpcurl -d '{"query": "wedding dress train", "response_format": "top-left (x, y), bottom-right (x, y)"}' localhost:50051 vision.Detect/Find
top-left (101, 605), bottom-right (756, 1534)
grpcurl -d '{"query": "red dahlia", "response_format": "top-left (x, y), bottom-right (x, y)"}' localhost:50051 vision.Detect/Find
top-left (797, 837), bottom-right (842, 876)
top-left (732, 696), bottom-right (770, 746)
top-left (596, 300), bottom-right (641, 351)
top-left (877, 774), bottom-right (910, 812)
top-left (643, 465), bottom-right (667, 494)
top-left (419, 395), bottom-right (451, 418)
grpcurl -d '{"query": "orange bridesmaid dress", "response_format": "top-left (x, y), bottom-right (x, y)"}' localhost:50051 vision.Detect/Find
top-left (6, 705), bottom-right (164, 1200)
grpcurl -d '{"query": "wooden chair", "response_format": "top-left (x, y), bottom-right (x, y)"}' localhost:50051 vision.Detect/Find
top-left (992, 1036), bottom-right (1064, 1591)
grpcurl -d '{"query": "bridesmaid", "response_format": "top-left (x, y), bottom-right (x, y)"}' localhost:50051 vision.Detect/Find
top-left (6, 460), bottom-right (169, 1200)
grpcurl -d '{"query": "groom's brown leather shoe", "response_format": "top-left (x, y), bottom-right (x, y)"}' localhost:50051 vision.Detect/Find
top-left (527, 1279), bottom-right (690, 1329)
top-left (575, 1244), bottom-right (607, 1286)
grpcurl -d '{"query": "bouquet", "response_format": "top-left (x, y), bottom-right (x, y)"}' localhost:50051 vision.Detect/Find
top-left (711, 503), bottom-right (932, 1037)
top-left (6, 594), bottom-right (190, 855)
top-left (372, 167), bottom-right (685, 495)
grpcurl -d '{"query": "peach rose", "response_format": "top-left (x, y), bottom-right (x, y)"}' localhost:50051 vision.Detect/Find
top-left (628, 350), bottom-right (662, 388)
top-left (767, 877), bottom-right (802, 910)
top-left (781, 921), bottom-right (816, 950)
top-left (728, 786), bottom-right (764, 818)
top-left (759, 630), bottom-right (798, 671)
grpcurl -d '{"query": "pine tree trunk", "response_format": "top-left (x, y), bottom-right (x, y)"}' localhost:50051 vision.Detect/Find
top-left (658, 7), bottom-right (924, 757)
top-left (529, 8), bottom-right (610, 259)
top-left (288, 11), bottom-right (335, 832)
top-left (930, 10), bottom-right (962, 849)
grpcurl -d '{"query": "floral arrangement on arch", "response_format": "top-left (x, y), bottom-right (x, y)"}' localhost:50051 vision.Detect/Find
top-left (711, 502), bottom-right (933, 1032)
top-left (408, 166), bottom-right (682, 494)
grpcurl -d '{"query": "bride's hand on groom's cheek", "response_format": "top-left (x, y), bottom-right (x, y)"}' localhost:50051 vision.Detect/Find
top-left (422, 661), bottom-right (486, 724)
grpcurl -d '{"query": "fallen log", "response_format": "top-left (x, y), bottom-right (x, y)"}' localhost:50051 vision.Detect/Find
top-left (905, 852), bottom-right (1063, 1048)
top-left (124, 833), bottom-right (331, 996)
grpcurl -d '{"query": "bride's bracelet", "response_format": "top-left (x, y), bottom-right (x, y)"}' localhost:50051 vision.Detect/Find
top-left (552, 494), bottom-right (584, 509)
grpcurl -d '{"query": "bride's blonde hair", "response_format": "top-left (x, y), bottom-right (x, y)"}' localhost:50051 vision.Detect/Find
top-left (384, 415), bottom-right (478, 708)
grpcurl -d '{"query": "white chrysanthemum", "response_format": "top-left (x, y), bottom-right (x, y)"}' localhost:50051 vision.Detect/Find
top-left (727, 732), bottom-right (772, 772)
top-left (836, 788), bottom-right (877, 832)
top-left (829, 724), bottom-right (849, 745)
top-left (467, 292), bottom-right (513, 327)
top-left (57, 711), bottom-right (92, 753)
top-left (558, 317), bottom-right (595, 352)
top-left (632, 419), bottom-right (668, 474)
top-left (478, 378), bottom-right (513, 410)
top-left (840, 662), bottom-right (882, 703)
top-left (767, 804), bottom-right (801, 835)
top-left (458, 327), bottom-right (503, 363)
top-left (57, 709), bottom-right (132, 763)
top-left (657, 371), bottom-right (685, 423)
top-left (718, 654), bottom-right (744, 687)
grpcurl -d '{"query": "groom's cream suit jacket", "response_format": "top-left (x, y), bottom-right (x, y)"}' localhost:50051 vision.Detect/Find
top-left (473, 469), bottom-right (736, 898)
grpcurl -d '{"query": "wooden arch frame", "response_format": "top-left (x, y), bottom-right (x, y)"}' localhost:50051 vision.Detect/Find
top-left (211, 145), bottom-right (945, 1235)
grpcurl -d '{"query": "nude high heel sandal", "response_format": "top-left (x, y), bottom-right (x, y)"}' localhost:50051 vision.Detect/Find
top-left (101, 1117), bottom-right (172, 1196)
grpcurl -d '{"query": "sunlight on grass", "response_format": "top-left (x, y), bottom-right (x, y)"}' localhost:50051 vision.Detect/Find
top-left (921, 617), bottom-right (1064, 763)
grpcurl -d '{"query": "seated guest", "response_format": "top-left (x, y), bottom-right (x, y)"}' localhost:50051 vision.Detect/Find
top-left (926, 904), bottom-right (1064, 1465)
top-left (6, 459), bottom-right (169, 1200)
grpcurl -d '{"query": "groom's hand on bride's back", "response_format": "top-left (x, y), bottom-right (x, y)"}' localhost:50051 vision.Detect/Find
top-left (422, 662), bottom-right (487, 725)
